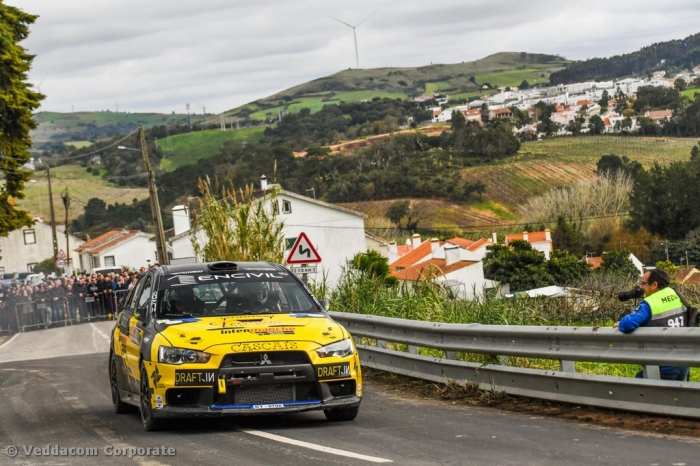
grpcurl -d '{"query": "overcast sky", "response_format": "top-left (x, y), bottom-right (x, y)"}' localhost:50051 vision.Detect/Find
top-left (6, 0), bottom-right (700, 115)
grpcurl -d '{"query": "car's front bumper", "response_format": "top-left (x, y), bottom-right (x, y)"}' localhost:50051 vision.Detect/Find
top-left (152, 395), bottom-right (361, 418)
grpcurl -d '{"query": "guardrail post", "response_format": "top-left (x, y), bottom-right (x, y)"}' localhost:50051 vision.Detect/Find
top-left (377, 340), bottom-right (388, 349)
top-left (445, 351), bottom-right (457, 359)
top-left (559, 360), bottom-right (575, 372)
top-left (408, 345), bottom-right (419, 354)
top-left (499, 356), bottom-right (510, 366)
top-left (642, 365), bottom-right (661, 379)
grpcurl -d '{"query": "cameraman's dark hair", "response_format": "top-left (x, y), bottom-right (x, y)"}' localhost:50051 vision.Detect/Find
top-left (647, 268), bottom-right (670, 289)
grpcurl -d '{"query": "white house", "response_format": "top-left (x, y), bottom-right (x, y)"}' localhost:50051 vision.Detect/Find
top-left (0, 219), bottom-right (84, 273)
top-left (169, 180), bottom-right (367, 288)
top-left (74, 228), bottom-right (170, 272)
top-left (389, 235), bottom-right (501, 300)
top-left (505, 230), bottom-right (553, 260)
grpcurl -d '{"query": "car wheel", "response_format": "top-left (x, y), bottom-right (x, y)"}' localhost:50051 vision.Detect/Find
top-left (110, 354), bottom-right (135, 414)
top-left (139, 366), bottom-right (163, 431)
top-left (324, 405), bottom-right (359, 422)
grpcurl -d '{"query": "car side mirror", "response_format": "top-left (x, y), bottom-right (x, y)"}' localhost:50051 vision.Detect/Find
top-left (319, 300), bottom-right (328, 310)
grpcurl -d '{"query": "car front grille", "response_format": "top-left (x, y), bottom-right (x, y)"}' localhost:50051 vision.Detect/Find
top-left (215, 382), bottom-right (317, 405)
top-left (222, 351), bottom-right (311, 367)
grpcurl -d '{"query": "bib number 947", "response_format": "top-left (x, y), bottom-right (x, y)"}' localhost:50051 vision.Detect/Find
top-left (668, 316), bottom-right (684, 327)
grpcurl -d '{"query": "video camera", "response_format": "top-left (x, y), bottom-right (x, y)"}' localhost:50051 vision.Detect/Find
top-left (617, 286), bottom-right (644, 302)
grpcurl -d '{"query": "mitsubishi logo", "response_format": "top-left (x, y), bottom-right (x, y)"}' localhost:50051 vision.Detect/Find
top-left (260, 353), bottom-right (272, 365)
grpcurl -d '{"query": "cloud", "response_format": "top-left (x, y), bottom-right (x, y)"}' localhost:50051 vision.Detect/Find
top-left (6, 0), bottom-right (699, 114)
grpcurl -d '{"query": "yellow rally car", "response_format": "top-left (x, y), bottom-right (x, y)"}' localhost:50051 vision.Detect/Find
top-left (108, 261), bottom-right (362, 431)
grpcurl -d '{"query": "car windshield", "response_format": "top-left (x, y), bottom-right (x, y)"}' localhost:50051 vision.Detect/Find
top-left (17, 272), bottom-right (31, 279)
top-left (157, 272), bottom-right (320, 318)
top-left (2, 273), bottom-right (15, 280)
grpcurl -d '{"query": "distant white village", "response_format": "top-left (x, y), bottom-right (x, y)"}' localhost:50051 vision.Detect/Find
top-left (427, 65), bottom-right (700, 136)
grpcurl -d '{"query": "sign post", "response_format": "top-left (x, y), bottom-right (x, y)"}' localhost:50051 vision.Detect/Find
top-left (286, 232), bottom-right (321, 285)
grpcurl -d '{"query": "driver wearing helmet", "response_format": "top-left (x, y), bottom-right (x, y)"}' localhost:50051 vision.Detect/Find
top-left (166, 287), bottom-right (204, 316)
top-left (228, 281), bottom-right (279, 313)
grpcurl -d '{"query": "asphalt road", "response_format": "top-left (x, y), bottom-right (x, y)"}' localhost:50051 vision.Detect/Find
top-left (0, 322), bottom-right (698, 465)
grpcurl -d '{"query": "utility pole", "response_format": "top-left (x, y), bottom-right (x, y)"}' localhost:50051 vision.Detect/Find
top-left (140, 124), bottom-right (169, 265)
top-left (186, 103), bottom-right (191, 131)
top-left (61, 187), bottom-right (71, 272)
top-left (47, 166), bottom-right (58, 259)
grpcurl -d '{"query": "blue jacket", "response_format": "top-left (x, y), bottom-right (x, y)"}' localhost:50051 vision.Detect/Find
top-left (618, 300), bottom-right (682, 373)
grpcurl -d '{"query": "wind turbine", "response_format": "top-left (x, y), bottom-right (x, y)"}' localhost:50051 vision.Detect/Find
top-left (331, 10), bottom-right (378, 69)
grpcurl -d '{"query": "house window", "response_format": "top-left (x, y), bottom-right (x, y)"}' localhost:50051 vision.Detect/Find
top-left (0, 267), bottom-right (4, 274)
top-left (24, 229), bottom-right (36, 245)
top-left (282, 200), bottom-right (292, 214)
top-left (104, 256), bottom-right (115, 267)
top-left (27, 263), bottom-right (38, 272)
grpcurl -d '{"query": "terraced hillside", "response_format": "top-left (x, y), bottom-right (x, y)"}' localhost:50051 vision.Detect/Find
top-left (343, 136), bottom-right (699, 235)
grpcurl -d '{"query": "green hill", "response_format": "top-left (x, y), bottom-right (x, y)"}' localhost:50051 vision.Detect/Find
top-left (31, 111), bottom-right (209, 152)
top-left (224, 52), bottom-right (568, 120)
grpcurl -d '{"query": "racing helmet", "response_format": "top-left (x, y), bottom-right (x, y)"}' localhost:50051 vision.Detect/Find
top-left (167, 286), bottom-right (194, 312)
top-left (237, 281), bottom-right (268, 305)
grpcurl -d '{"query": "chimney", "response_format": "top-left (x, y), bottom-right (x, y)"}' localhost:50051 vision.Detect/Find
top-left (545, 229), bottom-right (551, 241)
top-left (445, 245), bottom-right (460, 266)
top-left (260, 174), bottom-right (268, 191)
top-left (172, 205), bottom-right (190, 236)
top-left (388, 241), bottom-right (397, 254)
top-left (430, 238), bottom-right (440, 254)
top-left (492, 232), bottom-right (497, 244)
top-left (522, 231), bottom-right (529, 242)
top-left (411, 233), bottom-right (421, 248)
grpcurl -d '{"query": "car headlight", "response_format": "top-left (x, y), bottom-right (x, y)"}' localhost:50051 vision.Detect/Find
top-left (316, 338), bottom-right (354, 358)
top-left (158, 346), bottom-right (211, 365)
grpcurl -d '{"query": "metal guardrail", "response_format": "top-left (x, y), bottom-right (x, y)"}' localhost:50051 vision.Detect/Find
top-left (329, 312), bottom-right (700, 419)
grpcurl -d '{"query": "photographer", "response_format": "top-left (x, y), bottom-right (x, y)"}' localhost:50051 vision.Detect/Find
top-left (614, 269), bottom-right (689, 381)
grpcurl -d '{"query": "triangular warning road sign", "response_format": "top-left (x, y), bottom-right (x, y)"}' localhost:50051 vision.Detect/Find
top-left (286, 232), bottom-right (321, 264)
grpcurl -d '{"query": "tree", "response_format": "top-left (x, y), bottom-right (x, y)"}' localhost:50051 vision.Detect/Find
top-left (614, 88), bottom-right (628, 114)
top-left (519, 79), bottom-right (530, 90)
top-left (546, 249), bottom-right (591, 285)
top-left (349, 250), bottom-right (398, 286)
top-left (190, 177), bottom-right (285, 262)
top-left (0, 4), bottom-right (44, 240)
top-left (384, 200), bottom-right (422, 231)
top-left (483, 240), bottom-right (554, 292)
top-left (599, 90), bottom-right (610, 108)
top-left (674, 78), bottom-right (687, 92)
top-left (600, 249), bottom-right (639, 279)
top-left (588, 115), bottom-right (605, 135)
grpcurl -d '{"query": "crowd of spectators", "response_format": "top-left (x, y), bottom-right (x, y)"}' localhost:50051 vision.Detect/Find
top-left (0, 266), bottom-right (151, 334)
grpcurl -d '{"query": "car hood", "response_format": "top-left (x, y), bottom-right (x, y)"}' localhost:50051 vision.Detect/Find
top-left (154, 313), bottom-right (346, 351)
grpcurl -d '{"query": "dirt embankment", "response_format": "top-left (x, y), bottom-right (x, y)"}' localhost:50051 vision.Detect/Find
top-left (365, 368), bottom-right (700, 438)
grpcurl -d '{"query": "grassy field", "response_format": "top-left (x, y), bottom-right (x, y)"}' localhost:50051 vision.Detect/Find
top-left (15, 165), bottom-right (149, 222)
top-left (246, 91), bottom-right (408, 120)
top-left (519, 135), bottom-right (697, 166)
top-left (159, 127), bottom-right (265, 171)
top-left (474, 65), bottom-right (555, 88)
top-left (681, 87), bottom-right (700, 99)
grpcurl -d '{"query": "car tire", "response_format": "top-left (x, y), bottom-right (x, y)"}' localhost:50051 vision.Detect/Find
top-left (140, 366), bottom-right (163, 431)
top-left (324, 405), bottom-right (359, 422)
top-left (110, 354), bottom-right (136, 414)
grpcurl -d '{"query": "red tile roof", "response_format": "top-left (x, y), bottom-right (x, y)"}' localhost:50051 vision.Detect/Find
top-left (90, 230), bottom-right (140, 254)
top-left (445, 237), bottom-right (476, 248)
top-left (75, 229), bottom-right (125, 253)
top-left (505, 231), bottom-right (549, 243)
top-left (390, 241), bottom-right (433, 273)
top-left (392, 258), bottom-right (478, 281)
top-left (467, 237), bottom-right (490, 251)
top-left (586, 257), bottom-right (603, 269)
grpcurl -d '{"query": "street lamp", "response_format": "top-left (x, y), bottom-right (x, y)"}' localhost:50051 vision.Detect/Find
top-left (117, 125), bottom-right (169, 265)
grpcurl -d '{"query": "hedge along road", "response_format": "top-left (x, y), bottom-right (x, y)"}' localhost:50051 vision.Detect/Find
top-left (0, 323), bottom-right (698, 465)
